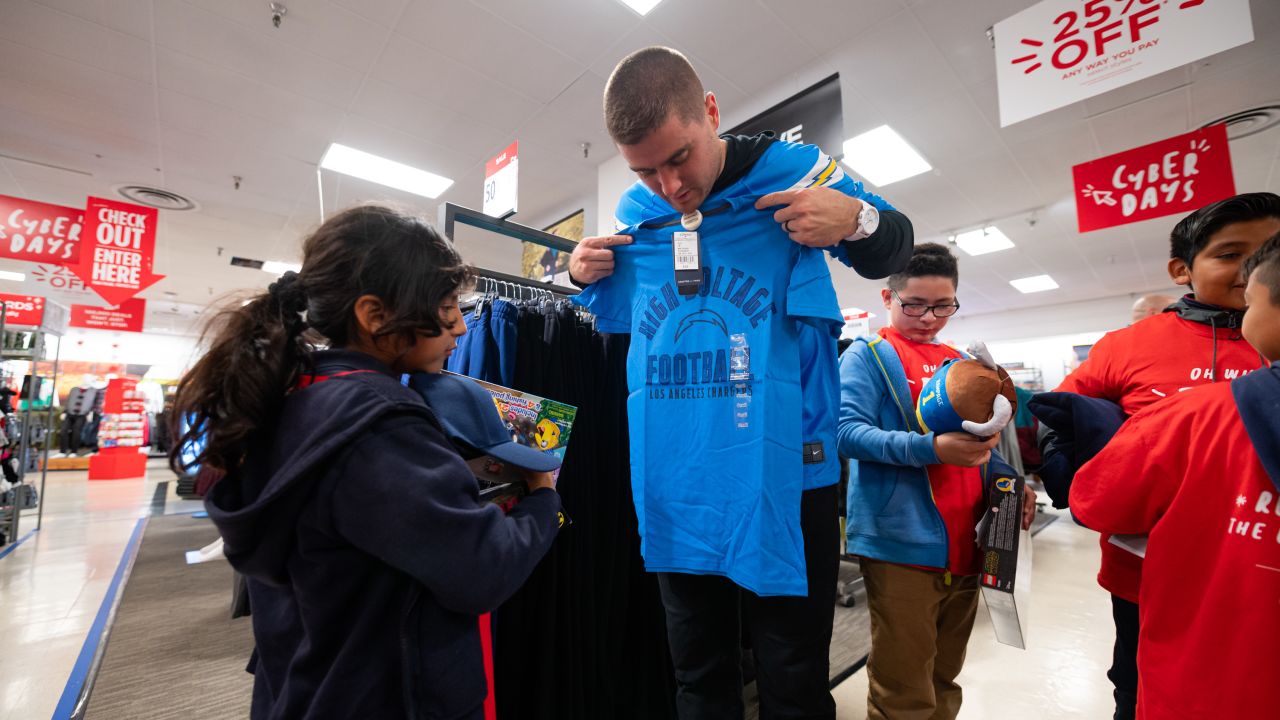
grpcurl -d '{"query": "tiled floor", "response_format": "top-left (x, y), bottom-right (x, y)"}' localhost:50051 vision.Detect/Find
top-left (0, 459), bottom-right (195, 720)
top-left (833, 510), bottom-right (1119, 719)
top-left (2, 463), bottom-right (1117, 720)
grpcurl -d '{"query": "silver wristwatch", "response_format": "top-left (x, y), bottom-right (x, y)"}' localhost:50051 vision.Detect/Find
top-left (848, 202), bottom-right (880, 241)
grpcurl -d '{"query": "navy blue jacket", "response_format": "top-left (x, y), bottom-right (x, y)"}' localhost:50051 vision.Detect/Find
top-left (205, 350), bottom-right (561, 720)
top-left (1027, 392), bottom-right (1127, 509)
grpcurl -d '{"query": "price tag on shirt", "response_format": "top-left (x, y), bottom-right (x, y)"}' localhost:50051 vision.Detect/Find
top-left (672, 231), bottom-right (702, 295)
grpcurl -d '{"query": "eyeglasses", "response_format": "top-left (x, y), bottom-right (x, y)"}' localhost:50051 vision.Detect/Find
top-left (892, 291), bottom-right (960, 318)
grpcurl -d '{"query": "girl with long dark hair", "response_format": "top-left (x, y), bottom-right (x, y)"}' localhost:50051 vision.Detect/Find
top-left (171, 205), bottom-right (561, 719)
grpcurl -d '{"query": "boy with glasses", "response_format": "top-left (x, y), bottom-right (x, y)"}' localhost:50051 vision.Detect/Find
top-left (836, 243), bottom-right (1035, 720)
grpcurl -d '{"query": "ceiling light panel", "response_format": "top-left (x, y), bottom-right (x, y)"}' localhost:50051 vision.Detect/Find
top-left (1010, 274), bottom-right (1059, 293)
top-left (953, 226), bottom-right (1015, 256)
top-left (320, 143), bottom-right (454, 199)
top-left (841, 125), bottom-right (931, 187)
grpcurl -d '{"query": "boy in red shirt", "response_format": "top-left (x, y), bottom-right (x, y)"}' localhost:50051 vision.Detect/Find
top-left (1071, 232), bottom-right (1280, 719)
top-left (1048, 192), bottom-right (1279, 719)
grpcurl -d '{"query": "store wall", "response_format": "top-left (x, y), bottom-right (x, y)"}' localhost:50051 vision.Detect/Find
top-left (941, 290), bottom-right (1179, 343)
top-left (597, 153), bottom-right (634, 236)
top-left (56, 328), bottom-right (200, 381)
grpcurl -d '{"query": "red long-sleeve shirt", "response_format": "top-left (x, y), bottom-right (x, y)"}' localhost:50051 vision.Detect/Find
top-left (1056, 311), bottom-right (1263, 601)
top-left (1072, 383), bottom-right (1279, 720)
top-left (882, 327), bottom-right (984, 576)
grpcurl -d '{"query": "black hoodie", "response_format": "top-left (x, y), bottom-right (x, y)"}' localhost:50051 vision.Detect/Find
top-left (206, 349), bottom-right (561, 720)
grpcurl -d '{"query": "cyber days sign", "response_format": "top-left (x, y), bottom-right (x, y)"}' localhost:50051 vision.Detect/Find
top-left (994, 0), bottom-right (1254, 126)
top-left (1072, 125), bottom-right (1235, 232)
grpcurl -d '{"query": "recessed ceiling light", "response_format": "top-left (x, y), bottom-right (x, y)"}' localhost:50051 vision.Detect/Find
top-left (319, 143), bottom-right (454, 199)
top-left (1010, 274), bottom-right (1059, 293)
top-left (953, 226), bottom-right (1015, 256)
top-left (841, 125), bottom-right (931, 187)
top-left (618, 0), bottom-right (662, 15)
top-left (262, 261), bottom-right (302, 275)
top-left (0, 270), bottom-right (25, 282)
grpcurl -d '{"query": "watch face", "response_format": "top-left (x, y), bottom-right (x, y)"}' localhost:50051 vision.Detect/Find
top-left (861, 205), bottom-right (880, 234)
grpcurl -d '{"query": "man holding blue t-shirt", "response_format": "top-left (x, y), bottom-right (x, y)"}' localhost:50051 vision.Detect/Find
top-left (570, 47), bottom-right (913, 720)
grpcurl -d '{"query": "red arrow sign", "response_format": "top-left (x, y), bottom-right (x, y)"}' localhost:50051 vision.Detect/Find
top-left (70, 197), bottom-right (164, 306)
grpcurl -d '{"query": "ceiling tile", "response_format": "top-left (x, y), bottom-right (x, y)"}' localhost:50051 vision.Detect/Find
top-left (152, 0), bottom-right (364, 109)
top-left (179, 0), bottom-right (389, 73)
top-left (877, 89), bottom-right (1006, 166)
top-left (908, 0), bottom-right (1030, 88)
top-left (29, 0), bottom-right (154, 41)
top-left (514, 72), bottom-right (612, 165)
top-left (468, 0), bottom-right (640, 66)
top-left (644, 0), bottom-right (820, 97)
top-left (352, 79), bottom-right (512, 161)
top-left (1005, 121), bottom-right (1099, 208)
top-left (154, 48), bottom-right (344, 161)
top-left (1081, 66), bottom-right (1191, 118)
top-left (158, 125), bottom-right (316, 207)
top-left (371, 34), bottom-right (542, 135)
top-left (1088, 87), bottom-right (1190, 156)
top-left (331, 0), bottom-right (411, 29)
top-left (158, 89), bottom-right (329, 165)
top-left (1188, 55), bottom-right (1280, 126)
top-left (828, 11), bottom-right (959, 113)
top-left (1, 0), bottom-right (155, 83)
top-left (757, 0), bottom-right (904, 53)
top-left (0, 39), bottom-right (155, 123)
top-left (397, 0), bottom-right (583, 104)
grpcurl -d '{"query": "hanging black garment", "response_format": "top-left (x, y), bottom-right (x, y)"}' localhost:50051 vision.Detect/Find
top-left (451, 297), bottom-right (677, 720)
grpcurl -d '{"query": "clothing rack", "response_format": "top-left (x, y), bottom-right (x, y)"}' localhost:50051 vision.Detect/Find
top-left (439, 202), bottom-right (582, 298)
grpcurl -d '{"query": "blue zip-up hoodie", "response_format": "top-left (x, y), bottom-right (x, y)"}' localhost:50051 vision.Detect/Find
top-left (205, 350), bottom-right (561, 720)
top-left (837, 335), bottom-right (1017, 568)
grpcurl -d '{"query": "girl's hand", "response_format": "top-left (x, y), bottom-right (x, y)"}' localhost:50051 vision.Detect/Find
top-left (524, 470), bottom-right (557, 493)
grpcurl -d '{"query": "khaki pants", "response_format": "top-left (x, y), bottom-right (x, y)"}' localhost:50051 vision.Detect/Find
top-left (860, 559), bottom-right (980, 720)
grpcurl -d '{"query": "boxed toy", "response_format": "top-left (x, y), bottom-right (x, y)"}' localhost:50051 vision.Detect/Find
top-left (977, 472), bottom-right (1032, 649)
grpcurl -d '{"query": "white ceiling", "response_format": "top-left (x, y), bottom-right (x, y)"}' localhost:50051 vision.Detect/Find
top-left (1, 0), bottom-right (1278, 334)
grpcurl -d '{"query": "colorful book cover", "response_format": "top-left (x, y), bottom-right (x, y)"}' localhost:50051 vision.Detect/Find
top-left (449, 374), bottom-right (577, 497)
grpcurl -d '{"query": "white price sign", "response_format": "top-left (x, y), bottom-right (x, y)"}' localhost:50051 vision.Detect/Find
top-left (483, 140), bottom-right (518, 218)
top-left (994, 0), bottom-right (1253, 127)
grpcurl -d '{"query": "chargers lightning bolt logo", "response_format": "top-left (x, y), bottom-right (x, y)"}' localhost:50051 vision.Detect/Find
top-left (674, 309), bottom-right (728, 343)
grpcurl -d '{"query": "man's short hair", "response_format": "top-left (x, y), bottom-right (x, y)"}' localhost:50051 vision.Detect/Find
top-left (1243, 231), bottom-right (1280, 306)
top-left (604, 47), bottom-right (705, 146)
top-left (1169, 192), bottom-right (1280, 267)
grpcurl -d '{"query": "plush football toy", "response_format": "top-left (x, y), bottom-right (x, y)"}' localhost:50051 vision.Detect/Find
top-left (916, 353), bottom-right (1017, 438)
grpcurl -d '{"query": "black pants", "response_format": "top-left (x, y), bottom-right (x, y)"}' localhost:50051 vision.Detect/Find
top-left (60, 413), bottom-right (88, 455)
top-left (1108, 595), bottom-right (1139, 720)
top-left (657, 484), bottom-right (839, 720)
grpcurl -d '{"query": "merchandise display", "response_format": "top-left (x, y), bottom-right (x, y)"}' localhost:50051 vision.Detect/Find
top-left (1, 4), bottom-right (1278, 720)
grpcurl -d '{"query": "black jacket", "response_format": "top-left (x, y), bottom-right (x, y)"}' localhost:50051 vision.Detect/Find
top-left (205, 350), bottom-right (562, 720)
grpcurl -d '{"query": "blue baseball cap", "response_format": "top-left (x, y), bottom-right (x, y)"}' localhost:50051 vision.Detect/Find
top-left (408, 372), bottom-right (562, 473)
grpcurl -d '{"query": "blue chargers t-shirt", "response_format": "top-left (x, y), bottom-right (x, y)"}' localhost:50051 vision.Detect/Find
top-left (579, 140), bottom-right (890, 595)
top-left (576, 198), bottom-right (843, 596)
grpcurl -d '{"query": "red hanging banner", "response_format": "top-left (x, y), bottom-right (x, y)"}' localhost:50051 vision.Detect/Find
top-left (69, 197), bottom-right (165, 306)
top-left (70, 298), bottom-right (146, 333)
top-left (1072, 125), bottom-right (1236, 233)
top-left (0, 293), bottom-right (46, 327)
top-left (0, 195), bottom-right (83, 264)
